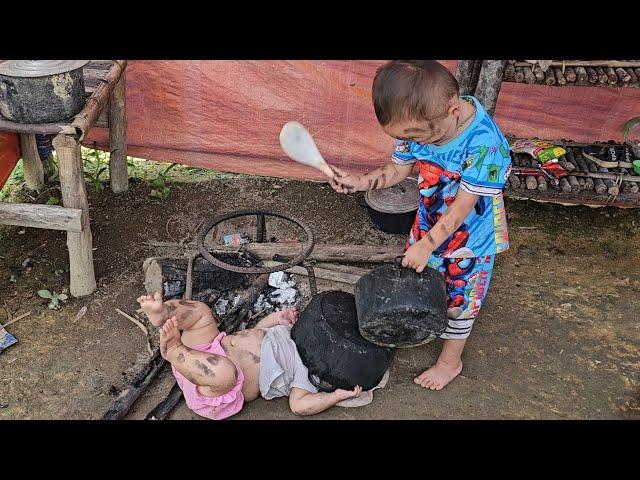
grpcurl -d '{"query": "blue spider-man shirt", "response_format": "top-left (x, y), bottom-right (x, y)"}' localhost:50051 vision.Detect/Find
top-left (393, 96), bottom-right (511, 258)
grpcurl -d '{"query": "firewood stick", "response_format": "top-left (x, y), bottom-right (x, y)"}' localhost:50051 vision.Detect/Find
top-left (508, 174), bottom-right (521, 189)
top-left (634, 68), bottom-right (640, 80)
top-left (615, 67), bottom-right (631, 83)
top-left (144, 381), bottom-right (182, 420)
top-left (559, 178), bottom-right (572, 193)
top-left (544, 68), bottom-right (556, 86)
top-left (599, 167), bottom-right (619, 196)
top-left (523, 66), bottom-right (536, 84)
top-left (596, 67), bottom-right (609, 84)
top-left (567, 176), bottom-right (581, 193)
top-left (564, 67), bottom-right (577, 82)
top-left (533, 66), bottom-right (545, 83)
top-left (583, 177), bottom-right (595, 191)
top-left (620, 168), bottom-right (639, 193)
top-left (558, 160), bottom-right (576, 172)
top-left (554, 67), bottom-right (567, 85)
top-left (507, 60), bottom-right (516, 65)
top-left (575, 66), bottom-right (588, 85)
top-left (514, 67), bottom-right (525, 82)
top-left (517, 60), bottom-right (640, 68)
top-left (586, 67), bottom-right (598, 84)
top-left (625, 68), bottom-right (638, 83)
top-left (569, 148), bottom-right (588, 173)
top-left (579, 149), bottom-right (609, 195)
top-left (504, 64), bottom-right (516, 80)
top-left (102, 350), bottom-right (164, 420)
top-left (525, 176), bottom-right (538, 190)
top-left (565, 149), bottom-right (582, 192)
top-left (605, 67), bottom-right (618, 85)
top-left (536, 176), bottom-right (547, 191)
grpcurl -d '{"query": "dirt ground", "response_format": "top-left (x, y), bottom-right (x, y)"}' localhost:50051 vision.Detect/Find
top-left (1, 173), bottom-right (639, 420)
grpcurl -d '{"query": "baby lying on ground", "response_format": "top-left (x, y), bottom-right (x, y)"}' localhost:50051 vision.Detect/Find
top-left (137, 293), bottom-right (363, 419)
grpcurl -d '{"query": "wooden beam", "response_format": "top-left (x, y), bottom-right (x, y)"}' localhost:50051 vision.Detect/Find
top-left (71, 60), bottom-right (126, 142)
top-left (108, 70), bottom-right (128, 193)
top-left (53, 134), bottom-right (96, 297)
top-left (18, 133), bottom-right (44, 190)
top-left (0, 203), bottom-right (83, 232)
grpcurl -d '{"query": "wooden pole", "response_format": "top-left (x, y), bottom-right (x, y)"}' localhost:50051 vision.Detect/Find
top-left (52, 134), bottom-right (96, 297)
top-left (474, 60), bottom-right (506, 117)
top-left (455, 60), bottom-right (483, 96)
top-left (109, 70), bottom-right (128, 194)
top-left (18, 133), bottom-right (44, 191)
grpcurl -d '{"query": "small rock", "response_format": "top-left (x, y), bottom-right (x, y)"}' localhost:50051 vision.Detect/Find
top-left (0, 402), bottom-right (8, 408)
top-left (17, 229), bottom-right (25, 235)
top-left (561, 303), bottom-right (572, 308)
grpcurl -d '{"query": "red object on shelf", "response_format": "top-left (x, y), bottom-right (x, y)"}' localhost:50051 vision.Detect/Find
top-left (0, 132), bottom-right (21, 190)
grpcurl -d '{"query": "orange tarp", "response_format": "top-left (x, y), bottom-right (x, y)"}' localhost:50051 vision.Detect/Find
top-left (84, 60), bottom-right (640, 180)
top-left (2, 61), bottom-right (639, 185)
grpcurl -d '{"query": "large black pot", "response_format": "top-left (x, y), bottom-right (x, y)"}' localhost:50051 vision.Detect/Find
top-left (291, 290), bottom-right (395, 391)
top-left (0, 60), bottom-right (89, 123)
top-left (355, 263), bottom-right (447, 348)
top-left (362, 178), bottom-right (419, 234)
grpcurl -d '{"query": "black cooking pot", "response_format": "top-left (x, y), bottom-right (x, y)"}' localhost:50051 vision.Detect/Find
top-left (0, 60), bottom-right (89, 123)
top-left (355, 262), bottom-right (447, 348)
top-left (291, 290), bottom-right (395, 391)
top-left (361, 178), bottom-right (419, 234)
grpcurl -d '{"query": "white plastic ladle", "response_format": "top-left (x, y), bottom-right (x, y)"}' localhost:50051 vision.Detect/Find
top-left (279, 121), bottom-right (336, 179)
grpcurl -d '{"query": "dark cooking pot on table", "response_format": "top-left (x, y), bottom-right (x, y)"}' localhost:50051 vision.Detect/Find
top-left (0, 60), bottom-right (89, 123)
top-left (361, 178), bottom-right (419, 234)
top-left (291, 290), bottom-right (395, 392)
top-left (355, 262), bottom-right (447, 348)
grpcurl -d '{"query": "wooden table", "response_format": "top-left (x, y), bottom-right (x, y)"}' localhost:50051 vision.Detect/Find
top-left (0, 60), bottom-right (128, 297)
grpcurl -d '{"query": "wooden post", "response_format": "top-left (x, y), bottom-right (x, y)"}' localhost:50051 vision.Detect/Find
top-left (455, 60), bottom-right (483, 96)
top-left (52, 134), bottom-right (96, 297)
top-left (109, 71), bottom-right (128, 193)
top-left (474, 60), bottom-right (506, 117)
top-left (18, 133), bottom-right (44, 191)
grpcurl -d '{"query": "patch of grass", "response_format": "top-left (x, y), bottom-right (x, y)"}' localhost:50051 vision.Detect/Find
top-left (0, 146), bottom-right (228, 204)
top-left (600, 239), bottom-right (624, 257)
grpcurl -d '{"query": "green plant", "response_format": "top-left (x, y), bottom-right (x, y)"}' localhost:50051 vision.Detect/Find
top-left (149, 163), bottom-right (177, 201)
top-left (84, 144), bottom-right (108, 192)
top-left (37, 289), bottom-right (68, 309)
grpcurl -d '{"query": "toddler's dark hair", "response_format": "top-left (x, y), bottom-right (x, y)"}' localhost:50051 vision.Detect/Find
top-left (372, 60), bottom-right (459, 127)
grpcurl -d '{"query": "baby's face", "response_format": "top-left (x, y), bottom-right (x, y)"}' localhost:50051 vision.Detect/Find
top-left (382, 98), bottom-right (460, 146)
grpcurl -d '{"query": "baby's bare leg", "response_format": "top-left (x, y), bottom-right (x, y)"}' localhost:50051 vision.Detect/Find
top-left (160, 317), bottom-right (238, 397)
top-left (137, 293), bottom-right (219, 347)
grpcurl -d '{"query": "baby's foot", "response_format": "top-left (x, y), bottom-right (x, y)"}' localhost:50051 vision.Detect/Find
top-left (137, 293), bottom-right (166, 326)
top-left (159, 316), bottom-right (183, 360)
top-left (272, 307), bottom-right (298, 328)
top-left (414, 359), bottom-right (463, 391)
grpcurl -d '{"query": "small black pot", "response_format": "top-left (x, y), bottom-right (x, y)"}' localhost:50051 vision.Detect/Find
top-left (358, 196), bottom-right (416, 234)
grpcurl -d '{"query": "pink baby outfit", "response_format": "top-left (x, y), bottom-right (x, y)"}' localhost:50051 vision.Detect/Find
top-left (171, 331), bottom-right (244, 420)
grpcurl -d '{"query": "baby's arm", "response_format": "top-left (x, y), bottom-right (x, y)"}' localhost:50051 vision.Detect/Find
top-left (402, 189), bottom-right (479, 272)
top-left (288, 386), bottom-right (362, 416)
top-left (328, 162), bottom-right (414, 194)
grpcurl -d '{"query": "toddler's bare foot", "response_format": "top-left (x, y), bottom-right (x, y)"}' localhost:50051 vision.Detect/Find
top-left (137, 293), bottom-right (166, 326)
top-left (414, 359), bottom-right (462, 391)
top-left (272, 307), bottom-right (298, 328)
top-left (159, 316), bottom-right (183, 360)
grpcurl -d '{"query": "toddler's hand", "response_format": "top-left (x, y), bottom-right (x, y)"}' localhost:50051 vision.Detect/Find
top-left (402, 241), bottom-right (433, 273)
top-left (327, 166), bottom-right (364, 194)
top-left (334, 385), bottom-right (363, 400)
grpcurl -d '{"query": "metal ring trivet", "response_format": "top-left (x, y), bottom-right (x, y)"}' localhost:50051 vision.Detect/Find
top-left (196, 209), bottom-right (315, 275)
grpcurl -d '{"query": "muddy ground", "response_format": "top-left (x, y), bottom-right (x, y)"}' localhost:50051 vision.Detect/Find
top-left (0, 173), bottom-right (638, 420)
